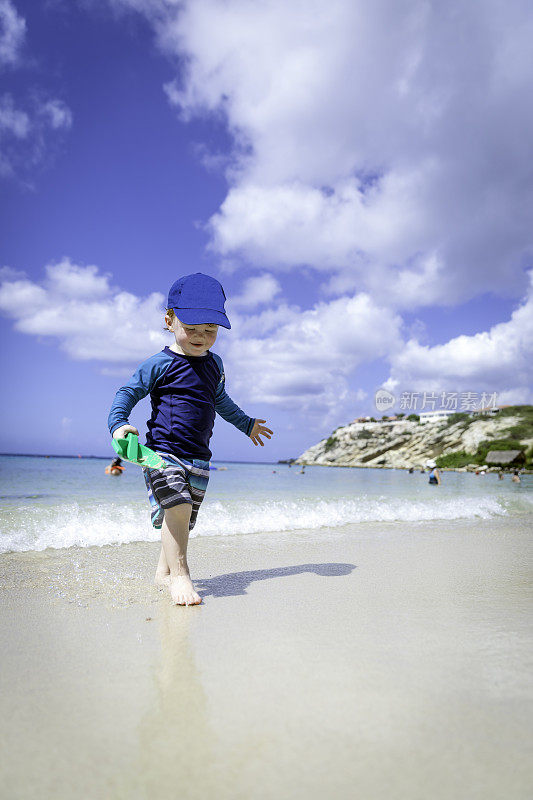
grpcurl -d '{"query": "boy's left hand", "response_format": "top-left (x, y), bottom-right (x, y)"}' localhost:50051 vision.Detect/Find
top-left (250, 419), bottom-right (273, 447)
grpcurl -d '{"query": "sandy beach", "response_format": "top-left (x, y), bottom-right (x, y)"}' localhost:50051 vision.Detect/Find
top-left (1, 514), bottom-right (532, 800)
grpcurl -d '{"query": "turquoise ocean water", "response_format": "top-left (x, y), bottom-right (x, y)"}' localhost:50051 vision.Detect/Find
top-left (0, 455), bottom-right (532, 553)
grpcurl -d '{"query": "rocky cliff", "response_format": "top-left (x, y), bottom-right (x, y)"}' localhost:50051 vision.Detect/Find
top-left (296, 408), bottom-right (533, 470)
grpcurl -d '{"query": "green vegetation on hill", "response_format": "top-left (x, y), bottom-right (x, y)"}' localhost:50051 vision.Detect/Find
top-left (446, 412), bottom-right (471, 426)
top-left (436, 451), bottom-right (473, 468)
top-left (446, 411), bottom-right (479, 428)
top-left (438, 406), bottom-right (533, 468)
top-left (437, 438), bottom-right (530, 469)
top-left (499, 407), bottom-right (533, 466)
top-left (475, 439), bottom-right (526, 463)
top-left (486, 405), bottom-right (530, 433)
top-left (498, 404), bottom-right (533, 418)
top-left (493, 405), bottom-right (533, 440)
top-left (324, 435), bottom-right (338, 451)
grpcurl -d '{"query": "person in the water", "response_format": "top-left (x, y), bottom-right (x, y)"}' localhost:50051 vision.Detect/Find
top-left (426, 459), bottom-right (441, 485)
top-left (105, 457), bottom-right (124, 475)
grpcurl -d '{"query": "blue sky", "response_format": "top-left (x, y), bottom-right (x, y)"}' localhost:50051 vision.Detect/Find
top-left (1, 0), bottom-right (532, 461)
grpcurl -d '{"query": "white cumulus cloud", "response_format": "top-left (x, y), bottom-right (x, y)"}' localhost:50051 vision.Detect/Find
top-left (0, 259), bottom-right (403, 423)
top-left (0, 0), bottom-right (25, 67)
top-left (0, 92), bottom-right (73, 179)
top-left (45, 259), bottom-right (112, 298)
top-left (0, 3), bottom-right (72, 181)
top-left (117, 0), bottom-right (533, 309)
top-left (0, 93), bottom-right (29, 137)
top-left (39, 98), bottom-right (73, 130)
top-left (222, 291), bottom-right (403, 423)
top-left (229, 273), bottom-right (282, 310)
top-left (0, 260), bottom-right (168, 363)
top-left (2, 260), bottom-right (531, 422)
top-left (383, 270), bottom-right (533, 404)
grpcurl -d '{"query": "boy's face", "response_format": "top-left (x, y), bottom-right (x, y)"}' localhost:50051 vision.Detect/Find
top-left (166, 315), bottom-right (218, 356)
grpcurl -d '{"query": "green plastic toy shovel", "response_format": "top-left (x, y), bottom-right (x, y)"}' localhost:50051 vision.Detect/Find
top-left (112, 433), bottom-right (168, 470)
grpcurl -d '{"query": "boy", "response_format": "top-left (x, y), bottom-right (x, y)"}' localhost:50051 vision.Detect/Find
top-left (108, 272), bottom-right (273, 606)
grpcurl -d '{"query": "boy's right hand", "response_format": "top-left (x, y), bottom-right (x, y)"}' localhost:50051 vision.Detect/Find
top-left (112, 424), bottom-right (139, 440)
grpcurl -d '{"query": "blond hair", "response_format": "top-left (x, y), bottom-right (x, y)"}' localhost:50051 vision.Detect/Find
top-left (164, 308), bottom-right (176, 331)
top-left (164, 310), bottom-right (218, 331)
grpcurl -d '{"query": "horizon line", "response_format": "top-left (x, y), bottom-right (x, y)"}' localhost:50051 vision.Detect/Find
top-left (0, 452), bottom-right (291, 465)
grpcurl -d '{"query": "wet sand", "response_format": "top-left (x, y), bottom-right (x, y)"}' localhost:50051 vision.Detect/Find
top-left (1, 515), bottom-right (532, 800)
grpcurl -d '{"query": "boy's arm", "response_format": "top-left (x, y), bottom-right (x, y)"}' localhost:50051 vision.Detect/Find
top-left (107, 352), bottom-right (172, 436)
top-left (212, 353), bottom-right (255, 436)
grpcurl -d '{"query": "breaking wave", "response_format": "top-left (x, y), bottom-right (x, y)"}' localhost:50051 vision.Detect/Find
top-left (2, 492), bottom-right (532, 553)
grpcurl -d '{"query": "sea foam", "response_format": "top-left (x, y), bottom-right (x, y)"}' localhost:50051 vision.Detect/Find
top-left (2, 492), bottom-right (531, 553)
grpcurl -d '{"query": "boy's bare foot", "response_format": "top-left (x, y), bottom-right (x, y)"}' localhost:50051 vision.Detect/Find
top-left (169, 575), bottom-right (202, 606)
top-left (154, 572), bottom-right (170, 588)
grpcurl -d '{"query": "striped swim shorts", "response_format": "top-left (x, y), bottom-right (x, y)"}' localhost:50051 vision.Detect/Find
top-left (142, 452), bottom-right (210, 531)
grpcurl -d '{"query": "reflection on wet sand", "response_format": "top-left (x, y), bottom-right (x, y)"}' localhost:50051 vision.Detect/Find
top-left (112, 604), bottom-right (216, 799)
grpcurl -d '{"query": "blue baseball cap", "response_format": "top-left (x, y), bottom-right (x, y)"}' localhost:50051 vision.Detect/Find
top-left (167, 272), bottom-right (231, 329)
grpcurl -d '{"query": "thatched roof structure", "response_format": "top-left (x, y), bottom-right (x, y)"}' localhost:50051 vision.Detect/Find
top-left (485, 450), bottom-right (525, 466)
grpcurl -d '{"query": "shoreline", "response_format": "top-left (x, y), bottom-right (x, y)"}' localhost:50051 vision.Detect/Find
top-left (296, 460), bottom-right (533, 473)
top-left (2, 514), bottom-right (532, 799)
top-left (2, 452), bottom-right (530, 473)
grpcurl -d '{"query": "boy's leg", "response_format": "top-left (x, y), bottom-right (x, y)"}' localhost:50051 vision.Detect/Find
top-left (161, 503), bottom-right (202, 606)
top-left (154, 545), bottom-right (170, 587)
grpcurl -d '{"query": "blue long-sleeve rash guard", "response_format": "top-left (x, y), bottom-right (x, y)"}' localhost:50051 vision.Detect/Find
top-left (108, 347), bottom-right (255, 462)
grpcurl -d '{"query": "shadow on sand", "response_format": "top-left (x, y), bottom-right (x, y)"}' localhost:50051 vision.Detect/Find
top-left (195, 562), bottom-right (356, 599)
